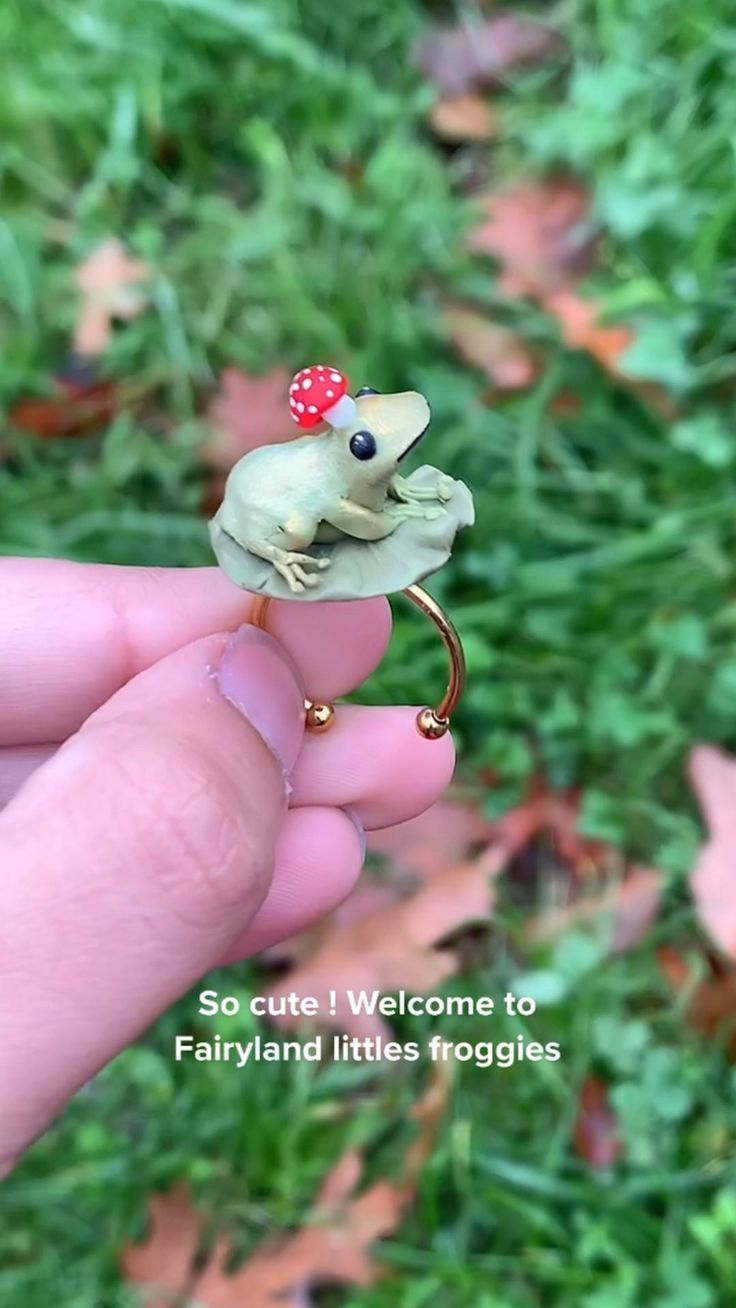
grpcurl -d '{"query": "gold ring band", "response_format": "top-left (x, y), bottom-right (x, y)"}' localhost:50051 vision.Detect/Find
top-left (250, 583), bottom-right (465, 740)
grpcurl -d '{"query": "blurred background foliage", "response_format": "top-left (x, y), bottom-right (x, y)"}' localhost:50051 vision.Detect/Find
top-left (3, 1), bottom-right (736, 1305)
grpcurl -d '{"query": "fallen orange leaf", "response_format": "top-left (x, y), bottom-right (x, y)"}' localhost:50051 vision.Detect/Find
top-left (265, 847), bottom-right (503, 1040)
top-left (9, 380), bottom-right (118, 440)
top-left (74, 238), bottom-right (152, 357)
top-left (442, 302), bottom-right (538, 390)
top-left (527, 865), bottom-right (662, 955)
top-left (689, 745), bottom-right (736, 958)
top-left (429, 94), bottom-right (499, 142)
top-left (658, 945), bottom-right (736, 1058)
top-left (194, 1178), bottom-right (403, 1307)
top-left (465, 184), bottom-right (676, 404)
top-left (542, 288), bottom-right (635, 376)
top-left (573, 1076), bottom-right (622, 1168)
top-left (367, 797), bottom-right (499, 886)
top-left (402, 1061), bottom-right (453, 1194)
top-left (266, 798), bottom-right (504, 970)
top-left (120, 1183), bottom-right (203, 1308)
top-left (204, 366), bottom-right (295, 471)
top-left (122, 1071), bottom-right (449, 1308)
top-left (468, 177), bottom-right (595, 298)
top-left (123, 1164), bottom-right (403, 1308)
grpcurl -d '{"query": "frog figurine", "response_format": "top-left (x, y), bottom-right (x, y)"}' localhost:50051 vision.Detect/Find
top-left (209, 365), bottom-right (474, 602)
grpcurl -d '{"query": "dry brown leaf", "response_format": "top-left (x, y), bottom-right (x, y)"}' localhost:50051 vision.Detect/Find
top-left (542, 288), bottom-right (635, 376)
top-left (417, 14), bottom-right (563, 97)
top-left (267, 799), bottom-right (504, 969)
top-left (74, 238), bottom-right (152, 356)
top-left (442, 302), bottom-right (538, 390)
top-left (315, 1148), bottom-right (364, 1209)
top-left (573, 1076), bottom-right (622, 1168)
top-left (194, 1183), bottom-right (403, 1306)
top-left (658, 945), bottom-right (736, 1057)
top-left (9, 380), bottom-right (118, 440)
top-left (429, 94), bottom-right (499, 142)
top-left (123, 1067), bottom-right (452, 1308)
top-left (464, 187), bottom-right (677, 402)
top-left (402, 1061), bottom-right (453, 1193)
top-left (368, 798), bottom-right (498, 886)
top-left (265, 848), bottom-right (502, 1039)
top-left (204, 365), bottom-right (295, 471)
top-left (467, 178), bottom-right (595, 298)
top-left (120, 1183), bottom-right (202, 1308)
top-left (527, 865), bottom-right (662, 954)
top-left (123, 1153), bottom-right (405, 1308)
top-left (689, 746), bottom-right (736, 958)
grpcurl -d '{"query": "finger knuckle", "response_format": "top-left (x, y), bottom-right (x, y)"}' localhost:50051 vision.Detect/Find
top-left (106, 725), bottom-right (274, 930)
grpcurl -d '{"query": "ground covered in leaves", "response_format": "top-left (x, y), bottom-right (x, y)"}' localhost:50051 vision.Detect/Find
top-left (3, 1), bottom-right (736, 1305)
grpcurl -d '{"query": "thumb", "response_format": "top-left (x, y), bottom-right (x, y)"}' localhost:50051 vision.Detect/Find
top-left (0, 626), bottom-right (304, 1168)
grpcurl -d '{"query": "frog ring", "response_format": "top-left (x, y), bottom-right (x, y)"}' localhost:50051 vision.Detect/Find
top-left (208, 365), bottom-right (475, 741)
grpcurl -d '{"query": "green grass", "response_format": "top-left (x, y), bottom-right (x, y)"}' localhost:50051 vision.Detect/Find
top-left (3, 0), bottom-right (736, 1303)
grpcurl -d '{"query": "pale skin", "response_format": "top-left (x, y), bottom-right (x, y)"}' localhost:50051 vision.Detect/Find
top-left (217, 389), bottom-right (456, 593)
top-left (0, 559), bottom-right (455, 1175)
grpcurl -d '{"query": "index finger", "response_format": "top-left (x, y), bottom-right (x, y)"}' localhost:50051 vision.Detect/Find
top-left (0, 558), bottom-right (391, 745)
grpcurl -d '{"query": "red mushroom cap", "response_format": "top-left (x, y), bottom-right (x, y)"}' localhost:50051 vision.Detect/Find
top-left (288, 364), bottom-right (357, 430)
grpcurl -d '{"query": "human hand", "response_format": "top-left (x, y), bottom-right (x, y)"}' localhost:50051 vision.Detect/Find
top-left (0, 559), bottom-right (455, 1174)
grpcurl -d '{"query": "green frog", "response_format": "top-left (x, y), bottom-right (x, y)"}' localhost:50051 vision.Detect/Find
top-left (215, 389), bottom-right (454, 594)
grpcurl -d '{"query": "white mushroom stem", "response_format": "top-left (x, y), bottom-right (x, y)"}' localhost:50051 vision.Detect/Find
top-left (323, 394), bottom-right (357, 429)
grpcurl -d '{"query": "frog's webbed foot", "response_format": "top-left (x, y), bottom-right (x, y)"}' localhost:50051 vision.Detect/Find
top-left (390, 472), bottom-right (454, 505)
top-left (386, 500), bottom-right (444, 523)
top-left (434, 473), bottom-right (454, 503)
top-left (270, 549), bottom-right (330, 593)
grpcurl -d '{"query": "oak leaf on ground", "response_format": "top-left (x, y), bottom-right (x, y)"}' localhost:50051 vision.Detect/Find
top-left (9, 378), bottom-right (118, 440)
top-left (527, 864), bottom-right (663, 955)
top-left (429, 94), bottom-right (499, 143)
top-left (367, 797), bottom-right (499, 885)
top-left (542, 288), bottom-right (635, 376)
top-left (74, 238), bottom-right (152, 357)
top-left (658, 945), bottom-right (736, 1059)
top-left (465, 180), bottom-right (676, 398)
top-left (264, 847), bottom-right (503, 1039)
top-left (417, 14), bottom-right (563, 97)
top-left (573, 1076), bottom-right (623, 1168)
top-left (500, 785), bottom-right (662, 952)
top-left (122, 1159), bottom-right (403, 1308)
top-left (266, 798), bottom-right (504, 967)
top-left (120, 1183), bottom-right (204, 1308)
top-left (442, 302), bottom-right (538, 390)
top-left (122, 1072), bottom-right (451, 1308)
top-left (468, 177), bottom-right (595, 298)
top-left (402, 1062), bottom-right (454, 1193)
top-left (689, 746), bottom-right (736, 958)
top-left (204, 365), bottom-right (294, 471)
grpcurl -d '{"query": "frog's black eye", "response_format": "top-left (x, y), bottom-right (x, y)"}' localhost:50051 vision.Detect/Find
top-left (349, 430), bottom-right (377, 460)
top-left (356, 386), bottom-right (380, 397)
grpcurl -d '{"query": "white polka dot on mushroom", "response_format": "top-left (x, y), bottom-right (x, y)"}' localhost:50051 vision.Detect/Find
top-left (326, 389), bottom-right (334, 398)
top-left (296, 402), bottom-right (305, 413)
top-left (330, 372), bottom-right (341, 382)
top-left (302, 378), bottom-right (312, 389)
top-left (308, 405), bottom-right (318, 413)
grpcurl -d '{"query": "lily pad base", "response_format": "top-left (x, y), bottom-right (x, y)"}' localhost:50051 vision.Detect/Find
top-left (208, 465), bottom-right (475, 601)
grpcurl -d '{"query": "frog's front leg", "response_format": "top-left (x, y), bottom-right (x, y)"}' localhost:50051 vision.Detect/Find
top-left (322, 500), bottom-right (400, 541)
top-left (389, 472), bottom-right (454, 504)
top-left (324, 498), bottom-right (443, 543)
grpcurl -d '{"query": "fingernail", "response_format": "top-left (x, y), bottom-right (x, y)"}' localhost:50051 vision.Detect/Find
top-left (342, 805), bottom-right (367, 862)
top-left (217, 626), bottom-right (305, 777)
